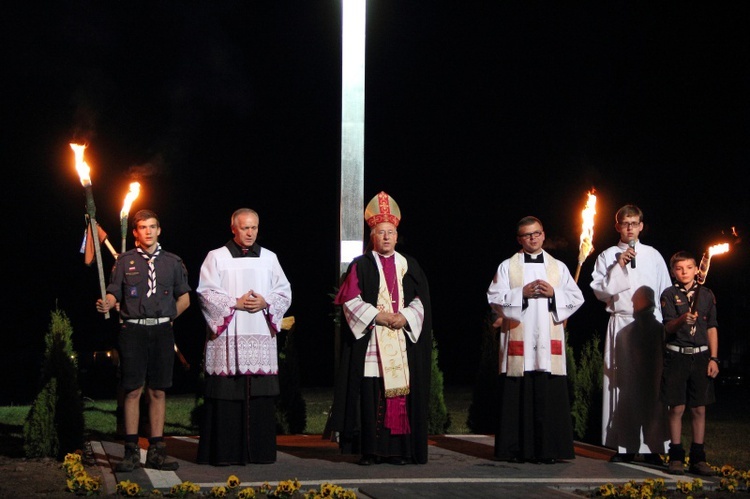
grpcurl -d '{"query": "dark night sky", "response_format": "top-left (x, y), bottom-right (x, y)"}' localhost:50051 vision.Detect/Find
top-left (3, 2), bottom-right (748, 402)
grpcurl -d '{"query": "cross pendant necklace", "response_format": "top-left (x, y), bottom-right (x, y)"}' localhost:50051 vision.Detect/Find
top-left (388, 272), bottom-right (398, 305)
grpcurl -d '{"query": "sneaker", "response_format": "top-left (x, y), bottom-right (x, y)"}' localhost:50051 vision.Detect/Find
top-left (145, 442), bottom-right (180, 471)
top-left (667, 459), bottom-right (684, 475)
top-left (689, 461), bottom-right (716, 476)
top-left (115, 443), bottom-right (141, 472)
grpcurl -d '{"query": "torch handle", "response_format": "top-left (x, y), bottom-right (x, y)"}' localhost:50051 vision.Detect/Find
top-left (121, 215), bottom-right (128, 254)
top-left (89, 217), bottom-right (110, 320)
top-left (688, 285), bottom-right (702, 336)
top-left (696, 253), bottom-right (710, 285)
top-left (84, 185), bottom-right (97, 218)
top-left (85, 186), bottom-right (109, 320)
top-left (689, 285), bottom-right (702, 314)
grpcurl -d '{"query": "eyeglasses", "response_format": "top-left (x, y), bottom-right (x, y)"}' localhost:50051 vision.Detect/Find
top-left (376, 229), bottom-right (397, 237)
top-left (618, 221), bottom-right (641, 229)
top-left (517, 231), bottom-right (543, 240)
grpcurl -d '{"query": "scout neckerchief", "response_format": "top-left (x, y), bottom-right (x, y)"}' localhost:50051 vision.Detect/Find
top-left (676, 281), bottom-right (698, 335)
top-left (137, 244), bottom-right (161, 297)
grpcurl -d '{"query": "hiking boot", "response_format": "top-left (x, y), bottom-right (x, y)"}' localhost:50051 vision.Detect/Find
top-left (689, 461), bottom-right (716, 476)
top-left (667, 459), bottom-right (684, 475)
top-left (145, 442), bottom-right (179, 471)
top-left (115, 443), bottom-right (141, 472)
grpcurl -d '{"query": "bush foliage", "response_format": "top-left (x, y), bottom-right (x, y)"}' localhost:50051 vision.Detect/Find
top-left (570, 333), bottom-right (603, 440)
top-left (428, 336), bottom-right (450, 434)
top-left (23, 308), bottom-right (85, 459)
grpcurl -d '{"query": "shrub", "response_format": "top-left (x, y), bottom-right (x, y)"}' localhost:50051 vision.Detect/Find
top-left (570, 332), bottom-right (603, 441)
top-left (428, 336), bottom-right (450, 434)
top-left (23, 377), bottom-right (59, 458)
top-left (23, 308), bottom-right (85, 459)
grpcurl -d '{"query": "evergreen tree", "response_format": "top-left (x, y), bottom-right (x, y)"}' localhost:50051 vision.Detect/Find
top-left (23, 308), bottom-right (85, 459)
top-left (23, 377), bottom-right (59, 458)
top-left (570, 333), bottom-right (603, 441)
top-left (427, 336), bottom-right (450, 434)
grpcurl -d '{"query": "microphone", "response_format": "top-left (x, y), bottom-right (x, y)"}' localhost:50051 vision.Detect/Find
top-left (628, 239), bottom-right (636, 268)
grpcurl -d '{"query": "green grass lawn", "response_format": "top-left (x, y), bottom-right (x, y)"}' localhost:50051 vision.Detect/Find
top-left (1, 384), bottom-right (747, 470)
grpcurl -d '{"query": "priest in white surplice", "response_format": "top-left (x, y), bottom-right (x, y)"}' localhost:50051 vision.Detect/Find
top-left (487, 216), bottom-right (584, 464)
top-left (196, 208), bottom-right (292, 466)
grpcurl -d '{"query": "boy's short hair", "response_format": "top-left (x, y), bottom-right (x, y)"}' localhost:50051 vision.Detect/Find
top-left (516, 216), bottom-right (543, 232)
top-left (669, 250), bottom-right (696, 269)
top-left (615, 204), bottom-right (643, 223)
top-left (132, 209), bottom-right (160, 229)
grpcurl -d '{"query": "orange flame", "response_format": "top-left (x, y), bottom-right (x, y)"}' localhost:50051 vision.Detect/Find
top-left (708, 243), bottom-right (729, 257)
top-left (578, 190), bottom-right (597, 264)
top-left (70, 143), bottom-right (91, 186)
top-left (696, 243), bottom-right (730, 285)
top-left (120, 182), bottom-right (141, 219)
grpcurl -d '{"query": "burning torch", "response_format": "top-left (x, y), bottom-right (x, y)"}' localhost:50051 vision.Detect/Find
top-left (574, 190), bottom-right (597, 283)
top-left (689, 243), bottom-right (729, 336)
top-left (120, 182), bottom-right (141, 254)
top-left (71, 143), bottom-right (110, 319)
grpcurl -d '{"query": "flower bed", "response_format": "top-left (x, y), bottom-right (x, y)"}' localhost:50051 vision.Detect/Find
top-left (62, 452), bottom-right (357, 498)
top-left (585, 464), bottom-right (750, 498)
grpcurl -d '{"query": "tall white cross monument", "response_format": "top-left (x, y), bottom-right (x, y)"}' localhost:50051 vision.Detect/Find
top-left (336, 0), bottom-right (367, 374)
top-left (339, 0), bottom-right (366, 276)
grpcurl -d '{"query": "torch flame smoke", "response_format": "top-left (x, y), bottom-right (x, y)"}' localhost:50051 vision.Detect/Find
top-left (70, 143), bottom-right (91, 186)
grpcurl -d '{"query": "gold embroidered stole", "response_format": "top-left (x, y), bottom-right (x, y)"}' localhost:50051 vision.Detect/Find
top-left (375, 253), bottom-right (410, 397)
top-left (504, 251), bottom-right (565, 376)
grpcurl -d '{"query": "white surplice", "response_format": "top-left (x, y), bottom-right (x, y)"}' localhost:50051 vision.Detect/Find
top-left (590, 240), bottom-right (672, 454)
top-left (197, 246), bottom-right (291, 376)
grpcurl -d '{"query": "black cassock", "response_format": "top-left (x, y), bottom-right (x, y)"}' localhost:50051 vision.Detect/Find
top-left (329, 251), bottom-right (433, 464)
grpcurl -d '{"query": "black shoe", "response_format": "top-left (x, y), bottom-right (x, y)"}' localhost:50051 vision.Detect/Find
top-left (528, 458), bottom-right (556, 464)
top-left (609, 453), bottom-right (634, 463)
top-left (358, 454), bottom-right (378, 466)
top-left (387, 456), bottom-right (408, 465)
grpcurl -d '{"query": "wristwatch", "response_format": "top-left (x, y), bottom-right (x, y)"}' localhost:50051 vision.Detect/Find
top-left (709, 357), bottom-right (720, 363)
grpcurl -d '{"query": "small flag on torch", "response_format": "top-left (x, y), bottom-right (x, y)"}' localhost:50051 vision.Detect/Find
top-left (81, 218), bottom-right (113, 265)
top-left (120, 182), bottom-right (141, 254)
top-left (689, 242), bottom-right (730, 336)
top-left (71, 143), bottom-right (110, 319)
top-left (574, 190), bottom-right (597, 283)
